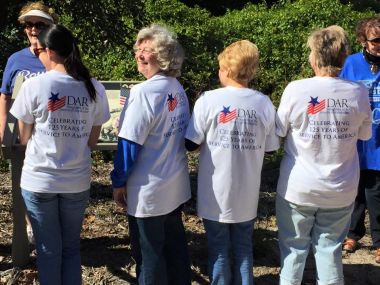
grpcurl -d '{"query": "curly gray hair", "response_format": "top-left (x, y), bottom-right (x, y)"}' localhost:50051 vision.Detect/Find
top-left (135, 24), bottom-right (184, 78)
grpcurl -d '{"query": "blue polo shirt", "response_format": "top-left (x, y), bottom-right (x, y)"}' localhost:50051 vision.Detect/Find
top-left (340, 52), bottom-right (380, 170)
top-left (0, 47), bottom-right (45, 96)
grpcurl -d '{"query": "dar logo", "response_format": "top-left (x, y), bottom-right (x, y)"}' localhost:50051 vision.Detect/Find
top-left (167, 93), bottom-right (178, 111)
top-left (48, 92), bottom-right (66, 112)
top-left (307, 96), bottom-right (325, 115)
top-left (218, 106), bottom-right (237, 123)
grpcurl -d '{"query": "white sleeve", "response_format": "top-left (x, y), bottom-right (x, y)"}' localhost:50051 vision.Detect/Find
top-left (92, 80), bottom-right (111, 126)
top-left (118, 86), bottom-right (154, 145)
top-left (9, 81), bottom-right (35, 124)
top-left (185, 94), bottom-right (206, 145)
top-left (357, 85), bottom-right (372, 141)
top-left (263, 97), bottom-right (280, 151)
top-left (276, 84), bottom-right (292, 137)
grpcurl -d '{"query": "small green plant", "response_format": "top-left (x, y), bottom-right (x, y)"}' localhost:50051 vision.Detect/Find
top-left (0, 157), bottom-right (9, 173)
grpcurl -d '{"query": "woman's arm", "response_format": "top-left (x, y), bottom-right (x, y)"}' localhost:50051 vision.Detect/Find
top-left (88, 125), bottom-right (102, 148)
top-left (17, 120), bottom-right (33, 145)
top-left (111, 138), bottom-right (142, 209)
top-left (0, 93), bottom-right (12, 144)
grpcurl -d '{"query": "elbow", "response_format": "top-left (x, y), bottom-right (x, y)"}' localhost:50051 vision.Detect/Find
top-left (88, 126), bottom-right (102, 148)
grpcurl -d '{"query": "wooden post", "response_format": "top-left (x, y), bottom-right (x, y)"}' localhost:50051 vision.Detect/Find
top-left (10, 150), bottom-right (29, 267)
top-left (1, 76), bottom-right (30, 267)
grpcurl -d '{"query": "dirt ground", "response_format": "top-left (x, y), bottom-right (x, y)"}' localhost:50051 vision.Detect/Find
top-left (0, 158), bottom-right (379, 285)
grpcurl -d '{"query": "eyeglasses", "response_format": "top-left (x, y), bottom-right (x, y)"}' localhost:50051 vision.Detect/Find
top-left (33, 47), bottom-right (46, 57)
top-left (133, 47), bottom-right (155, 54)
top-left (24, 21), bottom-right (47, 30)
top-left (367, 37), bottom-right (380, 44)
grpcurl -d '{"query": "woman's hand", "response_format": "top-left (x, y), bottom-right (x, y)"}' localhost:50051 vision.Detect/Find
top-left (113, 186), bottom-right (127, 210)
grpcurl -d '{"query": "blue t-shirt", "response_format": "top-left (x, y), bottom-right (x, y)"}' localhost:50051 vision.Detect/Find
top-left (340, 51), bottom-right (380, 170)
top-left (0, 47), bottom-right (45, 96)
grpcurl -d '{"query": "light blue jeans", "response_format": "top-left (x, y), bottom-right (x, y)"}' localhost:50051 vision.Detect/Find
top-left (203, 218), bottom-right (255, 285)
top-left (22, 189), bottom-right (90, 285)
top-left (276, 195), bottom-right (353, 285)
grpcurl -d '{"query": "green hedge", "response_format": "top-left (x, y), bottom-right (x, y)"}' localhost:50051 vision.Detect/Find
top-left (0, 0), bottom-right (375, 106)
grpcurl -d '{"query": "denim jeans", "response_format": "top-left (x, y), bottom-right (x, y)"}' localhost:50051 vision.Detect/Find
top-left (22, 189), bottom-right (89, 285)
top-left (128, 205), bottom-right (191, 285)
top-left (347, 170), bottom-right (380, 248)
top-left (203, 218), bottom-right (255, 285)
top-left (276, 195), bottom-right (353, 285)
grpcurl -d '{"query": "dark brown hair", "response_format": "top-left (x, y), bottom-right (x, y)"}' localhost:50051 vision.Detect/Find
top-left (38, 24), bottom-right (96, 101)
top-left (355, 16), bottom-right (380, 44)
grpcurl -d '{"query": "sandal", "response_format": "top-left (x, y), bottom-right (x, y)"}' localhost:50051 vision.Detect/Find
top-left (375, 248), bottom-right (380, 264)
top-left (343, 238), bottom-right (358, 253)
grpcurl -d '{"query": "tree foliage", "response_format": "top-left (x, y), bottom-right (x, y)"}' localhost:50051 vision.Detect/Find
top-left (209, 0), bottom-right (373, 104)
top-left (0, 0), bottom-right (376, 106)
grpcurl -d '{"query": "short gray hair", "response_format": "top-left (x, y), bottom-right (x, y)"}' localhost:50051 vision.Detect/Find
top-left (135, 24), bottom-right (184, 78)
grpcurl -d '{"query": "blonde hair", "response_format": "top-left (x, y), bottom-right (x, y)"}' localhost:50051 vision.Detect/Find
top-left (307, 25), bottom-right (350, 76)
top-left (217, 40), bottom-right (259, 83)
top-left (135, 24), bottom-right (184, 78)
top-left (18, 1), bottom-right (59, 24)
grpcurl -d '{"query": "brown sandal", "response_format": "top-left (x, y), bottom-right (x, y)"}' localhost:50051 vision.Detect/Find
top-left (343, 238), bottom-right (358, 253)
top-left (375, 248), bottom-right (380, 264)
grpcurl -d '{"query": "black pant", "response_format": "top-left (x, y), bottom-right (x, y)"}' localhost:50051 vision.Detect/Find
top-left (347, 170), bottom-right (380, 248)
top-left (128, 205), bottom-right (191, 285)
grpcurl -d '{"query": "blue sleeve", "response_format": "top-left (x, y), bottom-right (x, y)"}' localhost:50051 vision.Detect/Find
top-left (0, 57), bottom-right (15, 95)
top-left (110, 138), bottom-right (142, 188)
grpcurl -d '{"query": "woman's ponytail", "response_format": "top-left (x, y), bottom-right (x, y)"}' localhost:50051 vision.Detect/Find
top-left (38, 24), bottom-right (96, 101)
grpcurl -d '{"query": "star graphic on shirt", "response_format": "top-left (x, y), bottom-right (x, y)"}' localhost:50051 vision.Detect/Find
top-left (167, 93), bottom-right (175, 102)
top-left (221, 106), bottom-right (232, 115)
top-left (308, 96), bottom-right (320, 106)
top-left (49, 92), bottom-right (60, 102)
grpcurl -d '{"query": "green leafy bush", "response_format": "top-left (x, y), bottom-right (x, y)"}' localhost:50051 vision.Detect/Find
top-left (209, 0), bottom-right (373, 105)
top-left (0, 0), bottom-right (376, 107)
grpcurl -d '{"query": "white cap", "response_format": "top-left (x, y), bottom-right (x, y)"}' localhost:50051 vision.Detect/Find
top-left (18, 10), bottom-right (54, 23)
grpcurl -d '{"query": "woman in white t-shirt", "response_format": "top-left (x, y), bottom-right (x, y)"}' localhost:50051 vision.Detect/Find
top-left (185, 40), bottom-right (279, 285)
top-left (110, 24), bottom-right (191, 284)
top-left (10, 24), bottom-right (110, 285)
top-left (275, 25), bottom-right (372, 285)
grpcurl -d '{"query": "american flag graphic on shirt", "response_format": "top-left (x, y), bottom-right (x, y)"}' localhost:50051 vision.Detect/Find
top-left (218, 106), bottom-right (237, 123)
top-left (48, 92), bottom-right (66, 112)
top-left (307, 96), bottom-right (325, 115)
top-left (119, 85), bottom-right (130, 106)
top-left (167, 93), bottom-right (178, 111)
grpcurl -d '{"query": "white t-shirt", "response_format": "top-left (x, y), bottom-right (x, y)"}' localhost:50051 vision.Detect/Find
top-left (276, 76), bottom-right (372, 208)
top-left (10, 70), bottom-right (110, 193)
top-left (118, 73), bottom-right (191, 217)
top-left (185, 86), bottom-right (279, 223)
